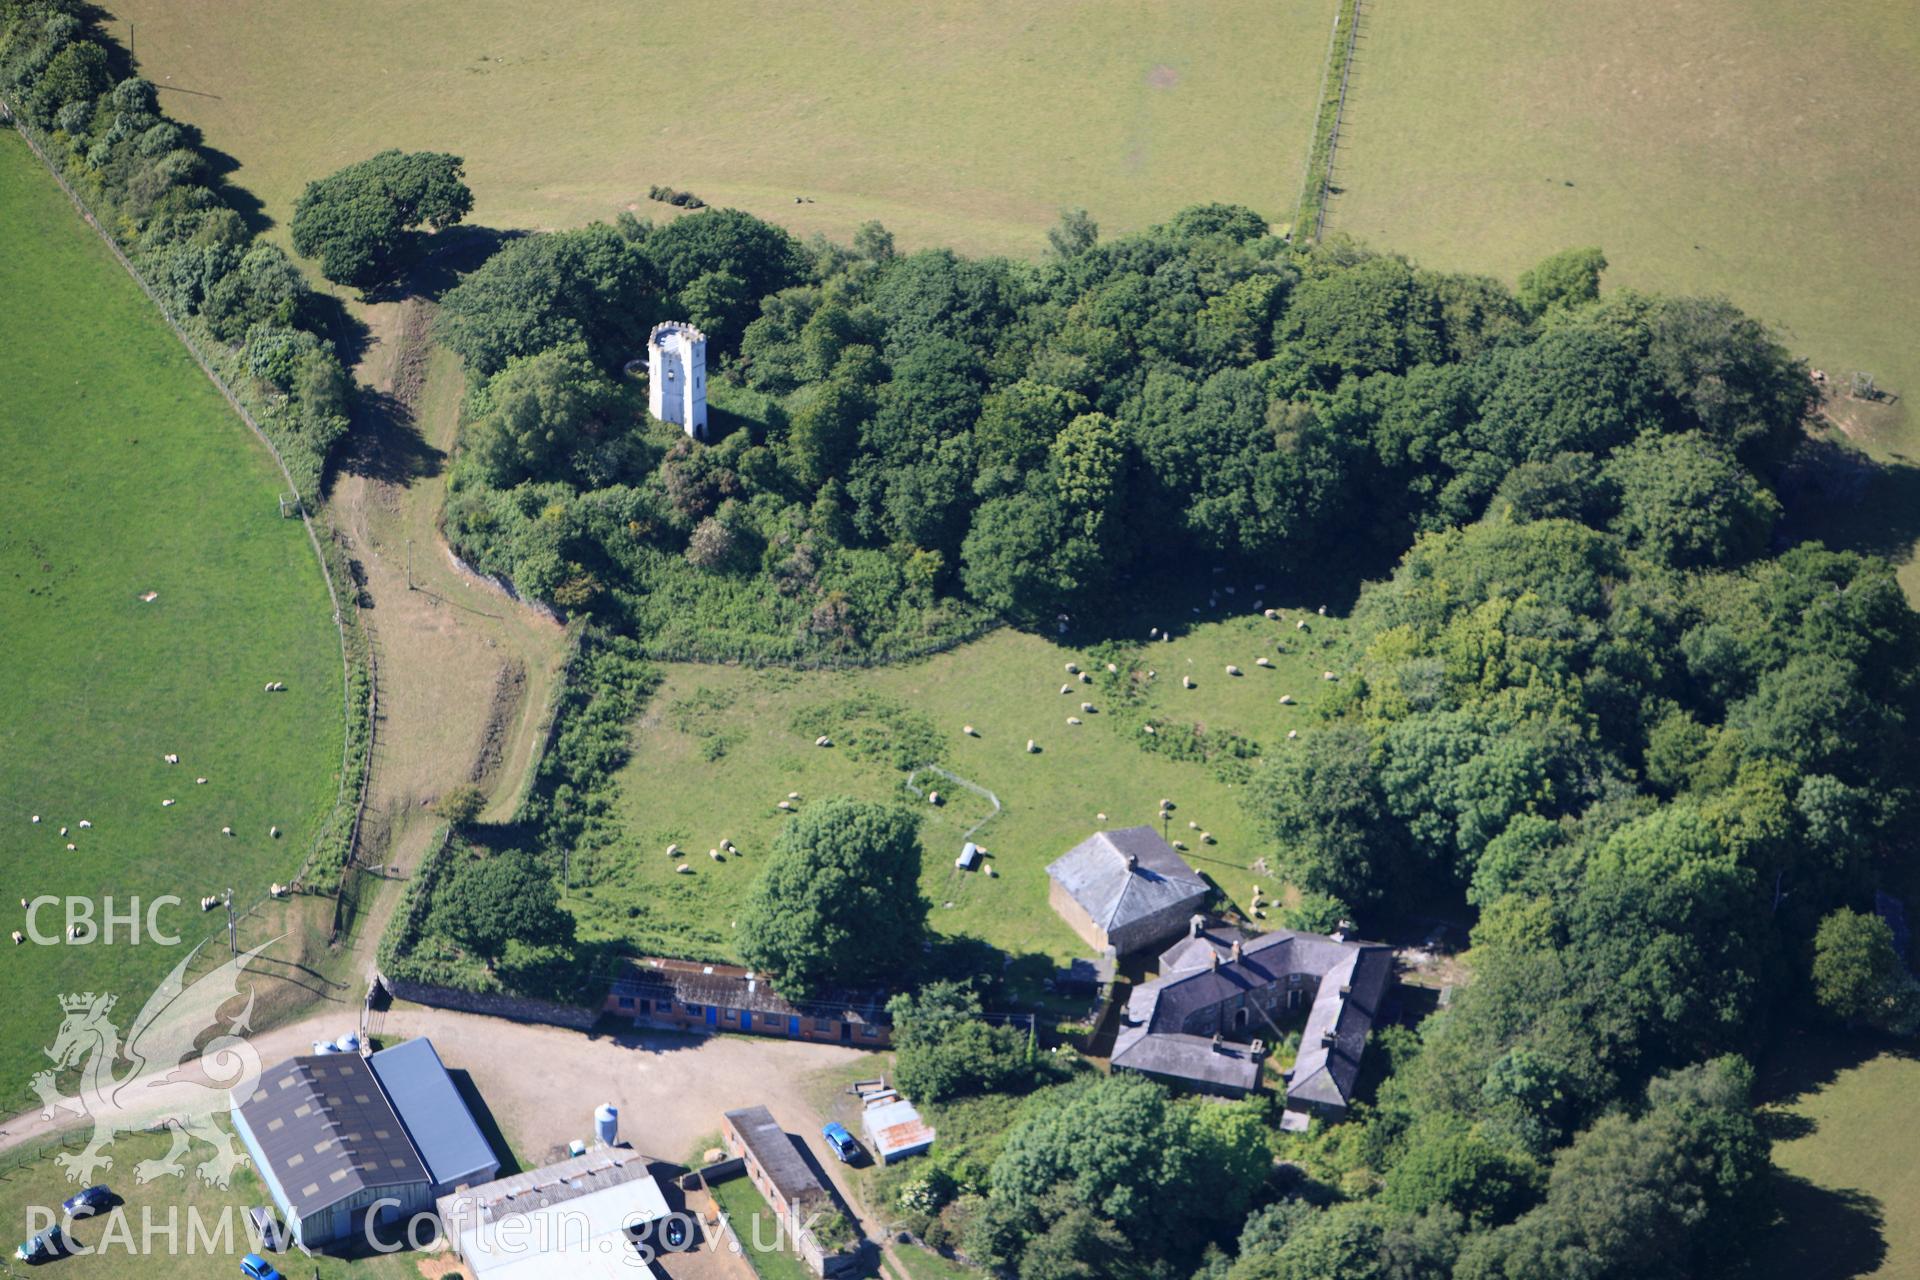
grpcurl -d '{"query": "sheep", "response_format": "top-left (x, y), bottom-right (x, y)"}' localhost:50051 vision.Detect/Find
top-left (984, 865), bottom-right (997, 878)
top-left (270, 825), bottom-right (280, 837)
top-left (1288, 730), bottom-right (1299, 739)
top-left (17, 898), bottom-right (24, 908)
top-left (1026, 739), bottom-right (1039, 753)
top-left (1201, 832), bottom-right (1215, 844)
top-left (963, 724), bottom-right (977, 736)
top-left (10, 931), bottom-right (21, 945)
top-left (1106, 662), bottom-right (1118, 673)
top-left (1255, 583), bottom-right (1267, 591)
top-left (162, 799), bottom-right (175, 807)
top-left (721, 837), bottom-right (735, 851)
top-left (709, 848), bottom-right (721, 860)
top-left (1080, 672), bottom-right (1092, 684)
top-left (1322, 671), bottom-right (1336, 681)
top-left (788, 791), bottom-right (801, 800)
top-left (1149, 626), bottom-right (1160, 637)
top-left (1279, 694), bottom-right (1295, 705)
top-left (1296, 619), bottom-right (1308, 631)
top-left (265, 683), bottom-right (275, 693)
top-left (1318, 605), bottom-right (1327, 616)
top-left (67, 925), bottom-right (80, 939)
top-left (30, 815), bottom-right (38, 824)
top-left (675, 864), bottom-right (692, 875)
top-left (77, 819), bottom-right (91, 828)
top-left (667, 843), bottom-right (681, 857)
top-left (1172, 840), bottom-right (1189, 851)
top-left (1081, 701), bottom-right (1095, 712)
top-left (929, 792), bottom-right (942, 805)
top-left (1189, 820), bottom-right (1200, 830)
top-left (1097, 812), bottom-right (1107, 821)
top-left (1182, 675), bottom-right (1194, 689)
top-left (201, 896), bottom-right (218, 911)
top-left (1256, 657), bottom-right (1272, 668)
top-left (1254, 909), bottom-right (1267, 920)
top-left (1067, 716), bottom-right (1081, 726)
top-left (221, 826), bottom-right (233, 836)
top-left (1148, 670), bottom-right (1156, 678)
top-left (1160, 798), bottom-right (1174, 810)
top-left (59, 826), bottom-right (67, 837)
top-left (815, 735), bottom-right (833, 747)
top-left (1226, 665), bottom-right (1242, 676)
top-left (778, 800), bottom-right (794, 811)
top-left (1060, 683), bottom-right (1073, 695)
top-left (1264, 609), bottom-right (1278, 620)
top-left (1143, 724), bottom-right (1156, 734)
top-left (163, 753), bottom-right (178, 764)
top-left (1065, 662), bottom-right (1079, 674)
top-left (270, 883), bottom-right (288, 898)
top-left (196, 777), bottom-right (207, 785)
top-left (65, 843), bottom-right (75, 851)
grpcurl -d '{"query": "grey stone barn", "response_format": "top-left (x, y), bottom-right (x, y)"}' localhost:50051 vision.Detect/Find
top-left (1111, 919), bottom-right (1394, 1113)
top-left (1046, 827), bottom-right (1211, 956)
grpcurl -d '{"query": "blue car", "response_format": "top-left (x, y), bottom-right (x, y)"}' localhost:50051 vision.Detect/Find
top-left (61, 1185), bottom-right (111, 1218)
top-left (822, 1122), bottom-right (860, 1162)
top-left (15, 1226), bottom-right (65, 1264)
top-left (241, 1253), bottom-right (283, 1280)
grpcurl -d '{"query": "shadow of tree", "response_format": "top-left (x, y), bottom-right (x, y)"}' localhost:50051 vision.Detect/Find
top-left (1777, 435), bottom-right (1920, 568)
top-left (335, 386), bottom-right (444, 487)
top-left (1758, 1174), bottom-right (1887, 1280)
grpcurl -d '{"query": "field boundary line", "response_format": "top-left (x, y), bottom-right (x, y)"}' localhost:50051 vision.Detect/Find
top-left (1292, 0), bottom-right (1365, 243)
top-left (2, 102), bottom-right (374, 915)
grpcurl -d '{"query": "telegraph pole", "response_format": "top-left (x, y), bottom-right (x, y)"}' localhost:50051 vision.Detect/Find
top-left (406, 538), bottom-right (414, 590)
top-left (224, 887), bottom-right (236, 956)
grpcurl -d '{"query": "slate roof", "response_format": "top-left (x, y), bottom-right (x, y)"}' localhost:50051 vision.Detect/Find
top-left (1046, 827), bottom-right (1209, 935)
top-left (437, 1147), bottom-right (660, 1233)
top-left (1111, 926), bottom-right (1393, 1108)
top-left (236, 1055), bottom-right (429, 1220)
top-left (611, 957), bottom-right (890, 1025)
top-left (368, 1038), bottom-right (498, 1189)
top-left (725, 1105), bottom-right (825, 1206)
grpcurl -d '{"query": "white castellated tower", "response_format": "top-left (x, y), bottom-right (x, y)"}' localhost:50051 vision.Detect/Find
top-left (647, 321), bottom-right (708, 440)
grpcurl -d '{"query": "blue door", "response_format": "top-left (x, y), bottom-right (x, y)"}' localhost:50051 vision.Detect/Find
top-left (741, 1011), bottom-right (751, 1032)
top-left (789, 1016), bottom-right (801, 1037)
top-left (706, 1006), bottom-right (718, 1029)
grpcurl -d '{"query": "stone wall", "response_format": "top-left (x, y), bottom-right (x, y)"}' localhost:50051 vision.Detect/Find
top-left (378, 973), bottom-right (597, 1029)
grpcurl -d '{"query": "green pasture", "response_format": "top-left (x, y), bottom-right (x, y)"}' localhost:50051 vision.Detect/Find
top-left (1759, 1038), bottom-right (1920, 1279)
top-left (104, 0), bottom-right (1337, 258)
top-left (1329, 0), bottom-right (1919, 580)
top-left (0, 136), bottom-right (343, 1107)
top-left (570, 593), bottom-right (1348, 971)
top-left (708, 1174), bottom-right (816, 1280)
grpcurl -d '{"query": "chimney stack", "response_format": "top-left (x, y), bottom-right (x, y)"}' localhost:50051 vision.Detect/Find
top-left (1230, 939), bottom-right (1244, 963)
top-left (1212, 1033), bottom-right (1224, 1054)
top-left (1189, 914), bottom-right (1205, 939)
top-left (1126, 852), bottom-right (1138, 871)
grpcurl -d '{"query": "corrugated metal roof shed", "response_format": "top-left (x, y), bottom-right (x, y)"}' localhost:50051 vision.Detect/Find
top-left (861, 1098), bottom-right (935, 1163)
top-left (369, 1038), bottom-right (499, 1190)
top-left (235, 1055), bottom-right (429, 1219)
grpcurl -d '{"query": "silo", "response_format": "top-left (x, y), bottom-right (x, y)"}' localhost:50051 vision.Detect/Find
top-left (594, 1103), bottom-right (619, 1147)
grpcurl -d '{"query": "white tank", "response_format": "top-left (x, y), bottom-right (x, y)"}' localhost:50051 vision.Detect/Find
top-left (595, 1103), bottom-right (619, 1147)
top-left (311, 1040), bottom-right (336, 1055)
top-left (334, 1033), bottom-right (360, 1053)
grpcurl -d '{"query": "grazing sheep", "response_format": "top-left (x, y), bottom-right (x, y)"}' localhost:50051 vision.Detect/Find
top-left (1254, 909), bottom-right (1267, 920)
top-left (270, 884), bottom-right (287, 898)
top-left (1323, 671), bottom-right (1336, 681)
top-left (1172, 840), bottom-right (1188, 851)
top-left (1080, 672), bottom-right (1092, 684)
top-left (929, 792), bottom-right (941, 805)
top-left (68, 925), bottom-right (80, 939)
top-left (221, 827), bottom-right (232, 836)
top-left (1318, 605), bottom-right (1327, 615)
top-left (1279, 695), bottom-right (1294, 705)
top-left (1224, 586), bottom-right (1236, 595)
top-left (815, 735), bottom-right (832, 747)
top-left (65, 843), bottom-right (75, 851)
top-left (1256, 657), bottom-right (1272, 668)
top-left (1106, 662), bottom-right (1118, 673)
top-left (709, 848), bottom-right (721, 860)
top-left (721, 837), bottom-right (735, 850)
top-left (1065, 662), bottom-right (1079, 674)
top-left (1264, 609), bottom-right (1278, 620)
top-left (270, 825), bottom-right (280, 837)
top-left (78, 819), bottom-right (91, 828)
top-left (17, 898), bottom-right (24, 908)
top-left (1160, 798), bottom-right (1174, 809)
top-left (30, 816), bottom-right (39, 824)
top-left (1226, 665), bottom-right (1242, 676)
top-left (1189, 820), bottom-right (1200, 830)
top-left (1026, 739), bottom-right (1039, 753)
top-left (1288, 730), bottom-right (1299, 739)
top-left (963, 724), bottom-right (977, 736)
top-left (667, 843), bottom-right (681, 857)
top-left (201, 896), bottom-right (218, 911)
top-left (1296, 619), bottom-right (1308, 630)
top-left (1060, 683), bottom-right (1073, 695)
top-left (778, 800), bottom-right (794, 811)
top-left (1201, 832), bottom-right (1215, 844)
top-left (59, 827), bottom-right (67, 837)
top-left (1097, 812), bottom-right (1107, 821)
top-left (196, 778), bottom-right (207, 785)
top-left (1149, 627), bottom-right (1160, 637)
top-left (1067, 716), bottom-right (1081, 726)
top-left (1081, 702), bottom-right (1094, 712)
top-left (162, 799), bottom-right (175, 807)
top-left (676, 864), bottom-right (691, 875)
top-left (1255, 583), bottom-right (1267, 591)
top-left (1148, 670), bottom-right (1156, 678)
top-left (11, 931), bottom-right (21, 945)
top-left (789, 791), bottom-right (801, 800)
top-left (1182, 675), bottom-right (1193, 689)
top-left (265, 683), bottom-right (275, 692)
top-left (1143, 724), bottom-right (1156, 734)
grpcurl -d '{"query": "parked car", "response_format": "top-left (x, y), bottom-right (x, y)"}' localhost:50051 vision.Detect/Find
top-left (15, 1226), bottom-right (65, 1264)
top-left (822, 1122), bottom-right (860, 1162)
top-left (240, 1253), bottom-right (283, 1280)
top-left (61, 1185), bottom-right (111, 1218)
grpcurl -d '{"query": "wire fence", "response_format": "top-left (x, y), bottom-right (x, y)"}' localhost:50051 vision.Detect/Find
top-left (1293, 0), bottom-right (1366, 244)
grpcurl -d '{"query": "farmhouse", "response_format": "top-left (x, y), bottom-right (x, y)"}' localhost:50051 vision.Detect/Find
top-left (230, 1038), bottom-right (498, 1250)
top-left (436, 1147), bottom-right (670, 1280)
top-left (1046, 826), bottom-right (1211, 956)
top-left (1111, 918), bottom-right (1394, 1113)
top-left (605, 956), bottom-right (891, 1046)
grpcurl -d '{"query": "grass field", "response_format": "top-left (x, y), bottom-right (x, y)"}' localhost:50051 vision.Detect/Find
top-left (569, 592), bottom-right (1348, 976)
top-left (708, 1174), bottom-right (817, 1280)
top-left (0, 135), bottom-right (344, 1106)
top-left (1759, 1038), bottom-right (1920, 1279)
top-left (1328, 0), bottom-right (1919, 524)
top-left (104, 0), bottom-right (1338, 258)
